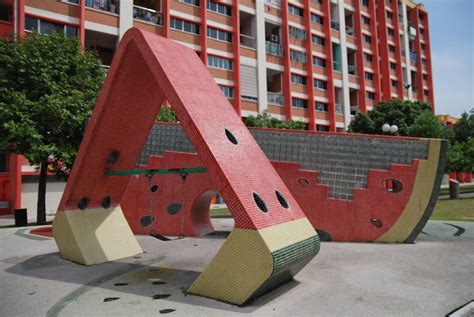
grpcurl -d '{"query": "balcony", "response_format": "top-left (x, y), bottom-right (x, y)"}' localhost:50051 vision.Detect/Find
top-left (85, 0), bottom-right (118, 14)
top-left (266, 41), bottom-right (283, 57)
top-left (331, 21), bottom-right (340, 31)
top-left (335, 103), bottom-right (344, 114)
top-left (265, 0), bottom-right (281, 9)
top-left (240, 34), bottom-right (257, 49)
top-left (267, 92), bottom-right (284, 106)
top-left (333, 60), bottom-right (342, 72)
top-left (133, 5), bottom-right (162, 25)
top-left (348, 65), bottom-right (357, 76)
top-left (350, 105), bottom-right (359, 115)
top-left (345, 26), bottom-right (354, 36)
top-left (410, 51), bottom-right (418, 62)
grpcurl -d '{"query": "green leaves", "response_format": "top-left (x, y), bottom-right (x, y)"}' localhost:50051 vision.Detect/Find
top-left (348, 99), bottom-right (437, 137)
top-left (244, 110), bottom-right (307, 130)
top-left (0, 31), bottom-right (104, 174)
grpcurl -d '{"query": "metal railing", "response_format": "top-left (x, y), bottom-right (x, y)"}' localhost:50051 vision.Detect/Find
top-left (240, 34), bottom-right (257, 49)
top-left (331, 21), bottom-right (340, 31)
top-left (85, 0), bottom-right (119, 14)
top-left (241, 95), bottom-right (258, 102)
top-left (265, 41), bottom-right (283, 57)
top-left (348, 64), bottom-right (357, 76)
top-left (333, 60), bottom-right (342, 72)
top-left (335, 103), bottom-right (344, 114)
top-left (102, 65), bottom-right (110, 75)
top-left (267, 92), bottom-right (284, 105)
top-left (133, 5), bottom-right (162, 25)
top-left (410, 51), bottom-right (418, 62)
top-left (265, 0), bottom-right (281, 8)
top-left (345, 26), bottom-right (354, 36)
top-left (350, 105), bottom-right (359, 115)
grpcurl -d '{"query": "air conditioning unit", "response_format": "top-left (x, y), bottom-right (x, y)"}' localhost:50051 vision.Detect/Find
top-left (271, 34), bottom-right (279, 43)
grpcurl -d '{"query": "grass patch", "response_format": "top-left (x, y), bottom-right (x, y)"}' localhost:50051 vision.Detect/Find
top-left (210, 208), bottom-right (231, 217)
top-left (439, 184), bottom-right (474, 196)
top-left (430, 198), bottom-right (474, 222)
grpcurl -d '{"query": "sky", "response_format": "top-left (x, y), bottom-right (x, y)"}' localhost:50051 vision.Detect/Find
top-left (421, 0), bottom-right (473, 116)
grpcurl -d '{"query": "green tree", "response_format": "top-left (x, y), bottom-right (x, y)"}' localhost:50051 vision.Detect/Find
top-left (348, 99), bottom-right (432, 136)
top-left (409, 111), bottom-right (448, 138)
top-left (156, 107), bottom-right (177, 122)
top-left (244, 110), bottom-right (307, 130)
top-left (452, 109), bottom-right (474, 143)
top-left (0, 32), bottom-right (104, 224)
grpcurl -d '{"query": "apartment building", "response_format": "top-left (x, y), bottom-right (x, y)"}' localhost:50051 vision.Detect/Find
top-left (1, 0), bottom-right (434, 132)
top-left (0, 0), bottom-right (434, 214)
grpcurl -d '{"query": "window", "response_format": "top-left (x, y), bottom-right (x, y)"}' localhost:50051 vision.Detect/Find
top-left (389, 44), bottom-right (396, 53)
top-left (422, 58), bottom-right (427, 65)
top-left (25, 16), bottom-right (78, 37)
top-left (292, 98), bottom-right (308, 109)
top-left (207, 27), bottom-right (232, 42)
top-left (0, 152), bottom-right (7, 173)
top-left (364, 53), bottom-right (373, 62)
top-left (291, 73), bottom-right (307, 85)
top-left (362, 0), bottom-right (369, 6)
top-left (365, 72), bottom-right (374, 81)
top-left (390, 62), bottom-right (397, 70)
top-left (219, 85), bottom-right (234, 99)
top-left (315, 102), bottom-right (328, 112)
top-left (207, 0), bottom-right (232, 16)
top-left (311, 13), bottom-right (324, 25)
top-left (288, 4), bottom-right (303, 17)
top-left (290, 49), bottom-right (307, 63)
top-left (363, 34), bottom-right (371, 43)
top-left (314, 79), bottom-right (327, 90)
top-left (362, 16), bottom-right (370, 25)
top-left (181, 0), bottom-right (200, 6)
top-left (387, 27), bottom-right (394, 36)
top-left (313, 56), bottom-right (326, 67)
top-left (421, 43), bottom-right (426, 51)
top-left (424, 89), bottom-right (429, 96)
top-left (0, 3), bottom-right (12, 22)
top-left (316, 125), bottom-right (329, 132)
top-left (423, 74), bottom-right (428, 81)
top-left (311, 35), bottom-right (325, 46)
top-left (391, 80), bottom-right (398, 87)
top-left (171, 17), bottom-right (200, 34)
top-left (208, 55), bottom-right (233, 70)
top-left (289, 26), bottom-right (306, 40)
top-left (367, 91), bottom-right (375, 99)
top-left (420, 28), bottom-right (425, 35)
top-left (386, 11), bottom-right (393, 19)
top-left (312, 0), bottom-right (323, 4)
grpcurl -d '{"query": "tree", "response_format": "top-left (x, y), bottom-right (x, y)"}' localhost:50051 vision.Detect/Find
top-left (408, 111), bottom-right (448, 139)
top-left (244, 110), bottom-right (307, 130)
top-left (156, 106), bottom-right (178, 122)
top-left (348, 99), bottom-right (433, 136)
top-left (0, 32), bottom-right (104, 224)
top-left (452, 109), bottom-right (474, 143)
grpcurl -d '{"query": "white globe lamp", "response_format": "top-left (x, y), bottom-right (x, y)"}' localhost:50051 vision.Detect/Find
top-left (382, 123), bottom-right (390, 133)
top-left (390, 125), bottom-right (399, 133)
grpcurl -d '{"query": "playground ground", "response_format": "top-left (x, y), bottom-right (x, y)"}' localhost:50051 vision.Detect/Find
top-left (0, 218), bottom-right (473, 317)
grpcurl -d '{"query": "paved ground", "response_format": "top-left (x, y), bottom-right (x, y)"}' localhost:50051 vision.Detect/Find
top-left (1, 219), bottom-right (473, 317)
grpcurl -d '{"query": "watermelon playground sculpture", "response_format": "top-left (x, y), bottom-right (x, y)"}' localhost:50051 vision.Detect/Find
top-left (52, 28), bottom-right (320, 305)
top-left (121, 123), bottom-right (446, 243)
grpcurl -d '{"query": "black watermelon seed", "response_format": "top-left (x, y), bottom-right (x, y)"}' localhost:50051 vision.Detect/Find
top-left (104, 297), bottom-right (120, 302)
top-left (159, 309), bottom-right (176, 314)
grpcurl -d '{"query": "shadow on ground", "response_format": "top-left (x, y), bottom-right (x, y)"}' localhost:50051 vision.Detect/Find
top-left (5, 250), bottom-right (300, 316)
